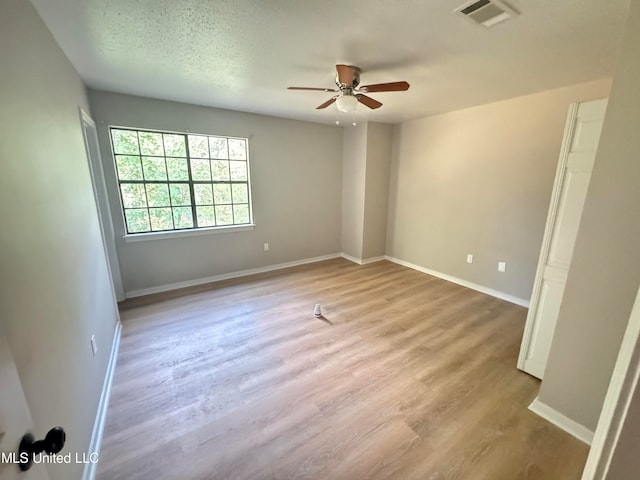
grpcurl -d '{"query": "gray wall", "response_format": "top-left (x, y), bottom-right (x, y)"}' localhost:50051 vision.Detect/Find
top-left (606, 372), bottom-right (640, 479)
top-left (386, 79), bottom-right (611, 300)
top-left (341, 122), bottom-right (393, 262)
top-left (0, 1), bottom-right (120, 479)
top-left (88, 91), bottom-right (343, 294)
top-left (362, 122), bottom-right (393, 259)
top-left (539, 0), bottom-right (640, 431)
top-left (341, 123), bottom-right (367, 260)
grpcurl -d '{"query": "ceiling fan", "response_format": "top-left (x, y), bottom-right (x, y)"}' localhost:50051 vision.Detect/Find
top-left (287, 64), bottom-right (410, 112)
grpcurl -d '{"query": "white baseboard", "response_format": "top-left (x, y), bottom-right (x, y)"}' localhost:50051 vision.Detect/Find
top-left (127, 253), bottom-right (529, 305)
top-left (340, 252), bottom-right (362, 264)
top-left (384, 255), bottom-right (530, 308)
top-left (529, 397), bottom-right (594, 445)
top-left (83, 321), bottom-right (122, 480)
top-left (362, 256), bottom-right (385, 265)
top-left (340, 253), bottom-right (385, 265)
top-left (126, 253), bottom-right (342, 298)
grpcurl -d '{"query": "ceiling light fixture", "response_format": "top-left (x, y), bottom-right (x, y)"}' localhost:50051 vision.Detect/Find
top-left (336, 94), bottom-right (358, 113)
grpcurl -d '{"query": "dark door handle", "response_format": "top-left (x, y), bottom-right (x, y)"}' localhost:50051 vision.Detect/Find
top-left (18, 426), bottom-right (66, 471)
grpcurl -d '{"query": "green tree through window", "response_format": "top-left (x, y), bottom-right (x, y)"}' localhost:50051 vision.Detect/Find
top-left (110, 128), bottom-right (252, 234)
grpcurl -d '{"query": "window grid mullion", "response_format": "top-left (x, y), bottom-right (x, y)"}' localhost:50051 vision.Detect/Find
top-left (118, 180), bottom-right (247, 184)
top-left (206, 140), bottom-right (218, 227)
top-left (162, 158), bottom-right (175, 231)
top-left (184, 135), bottom-right (199, 229)
top-left (230, 183), bottom-right (236, 225)
top-left (226, 156), bottom-right (233, 225)
top-left (136, 131), bottom-right (152, 233)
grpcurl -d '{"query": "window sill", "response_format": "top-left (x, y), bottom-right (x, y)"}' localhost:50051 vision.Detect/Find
top-left (122, 224), bottom-right (256, 242)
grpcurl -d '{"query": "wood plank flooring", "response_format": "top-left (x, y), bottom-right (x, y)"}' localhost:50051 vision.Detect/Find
top-left (97, 259), bottom-right (588, 480)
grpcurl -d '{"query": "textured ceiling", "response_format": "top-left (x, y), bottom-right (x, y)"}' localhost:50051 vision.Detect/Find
top-left (30, 0), bottom-right (630, 124)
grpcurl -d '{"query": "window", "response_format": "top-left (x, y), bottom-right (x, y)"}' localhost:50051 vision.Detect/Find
top-left (109, 127), bottom-right (252, 235)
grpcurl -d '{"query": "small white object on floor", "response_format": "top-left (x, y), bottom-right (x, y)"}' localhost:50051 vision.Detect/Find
top-left (314, 304), bottom-right (322, 317)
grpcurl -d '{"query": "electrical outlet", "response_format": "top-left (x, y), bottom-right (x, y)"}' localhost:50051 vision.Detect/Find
top-left (90, 335), bottom-right (98, 356)
top-left (264, 243), bottom-right (269, 251)
top-left (466, 254), bottom-right (473, 264)
top-left (498, 261), bottom-right (507, 273)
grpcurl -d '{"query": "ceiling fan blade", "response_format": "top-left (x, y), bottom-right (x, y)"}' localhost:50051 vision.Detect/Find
top-left (336, 64), bottom-right (355, 86)
top-left (316, 97), bottom-right (338, 110)
top-left (288, 87), bottom-right (338, 92)
top-left (356, 94), bottom-right (383, 110)
top-left (360, 81), bottom-right (410, 93)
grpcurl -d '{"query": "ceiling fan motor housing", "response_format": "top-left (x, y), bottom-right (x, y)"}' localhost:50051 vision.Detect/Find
top-left (336, 66), bottom-right (361, 89)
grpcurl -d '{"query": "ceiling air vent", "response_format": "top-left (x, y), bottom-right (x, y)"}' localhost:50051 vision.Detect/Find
top-left (455, 0), bottom-right (518, 27)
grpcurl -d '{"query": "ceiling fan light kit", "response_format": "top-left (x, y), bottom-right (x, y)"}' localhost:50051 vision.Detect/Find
top-left (287, 64), bottom-right (410, 113)
top-left (336, 94), bottom-right (358, 113)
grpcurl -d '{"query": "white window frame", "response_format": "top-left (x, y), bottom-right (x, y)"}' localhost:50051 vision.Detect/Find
top-left (108, 126), bottom-right (255, 241)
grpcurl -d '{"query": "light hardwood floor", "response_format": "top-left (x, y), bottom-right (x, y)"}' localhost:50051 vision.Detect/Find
top-left (97, 259), bottom-right (588, 480)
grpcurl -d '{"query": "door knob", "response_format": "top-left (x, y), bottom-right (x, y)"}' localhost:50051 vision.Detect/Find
top-left (18, 426), bottom-right (66, 471)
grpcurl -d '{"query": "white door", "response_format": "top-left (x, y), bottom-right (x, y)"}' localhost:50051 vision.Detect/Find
top-left (0, 324), bottom-right (49, 480)
top-left (518, 99), bottom-right (608, 379)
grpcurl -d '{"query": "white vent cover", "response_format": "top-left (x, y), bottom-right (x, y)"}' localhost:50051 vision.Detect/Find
top-left (455, 0), bottom-right (518, 27)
